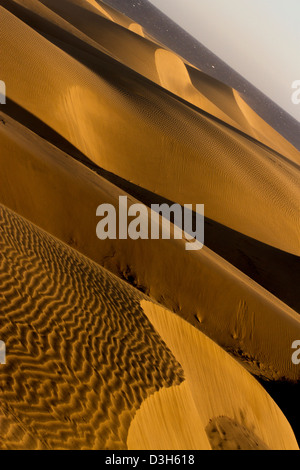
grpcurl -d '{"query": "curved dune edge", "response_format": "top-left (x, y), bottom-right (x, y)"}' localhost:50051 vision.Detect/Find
top-left (155, 49), bottom-right (241, 130)
top-left (91, 1), bottom-right (300, 165)
top-left (129, 22), bottom-right (145, 37)
top-left (1, 201), bottom-right (296, 450)
top-left (0, 0), bottom-right (299, 450)
top-left (0, 113), bottom-right (300, 383)
top-left (232, 89), bottom-right (300, 161)
top-left (5, 0), bottom-right (300, 167)
top-left (86, 0), bottom-right (115, 21)
top-left (1, 5), bottom-right (299, 255)
top-left (127, 382), bottom-right (211, 450)
top-left (126, 301), bottom-right (299, 450)
top-left (88, 0), bottom-right (300, 165)
top-left (0, 203), bottom-right (186, 449)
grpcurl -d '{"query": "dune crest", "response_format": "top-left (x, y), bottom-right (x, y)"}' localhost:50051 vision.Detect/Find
top-left (0, 0), bottom-right (300, 449)
top-left (0, 112), bottom-right (299, 383)
top-left (86, 0), bottom-right (115, 21)
top-left (2, 3), bottom-right (299, 255)
top-left (155, 49), bottom-right (240, 129)
top-left (135, 300), bottom-right (298, 449)
top-left (129, 22), bottom-right (144, 37)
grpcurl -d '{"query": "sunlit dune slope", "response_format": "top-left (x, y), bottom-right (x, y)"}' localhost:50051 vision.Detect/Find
top-left (1, 2), bottom-right (299, 256)
top-left (0, 204), bottom-right (297, 450)
top-left (128, 301), bottom-right (299, 450)
top-left (1, 0), bottom-right (300, 450)
top-left (0, 204), bottom-right (182, 450)
top-left (5, 0), bottom-right (299, 164)
top-left (0, 114), bottom-right (299, 382)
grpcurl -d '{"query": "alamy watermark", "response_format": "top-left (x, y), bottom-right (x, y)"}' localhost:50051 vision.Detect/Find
top-left (0, 81), bottom-right (6, 104)
top-left (0, 341), bottom-right (6, 364)
top-left (96, 197), bottom-right (204, 250)
top-left (292, 340), bottom-right (300, 365)
top-left (291, 80), bottom-right (300, 104)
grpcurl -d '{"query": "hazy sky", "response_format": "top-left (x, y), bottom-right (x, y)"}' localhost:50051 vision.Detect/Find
top-left (149, 0), bottom-right (300, 121)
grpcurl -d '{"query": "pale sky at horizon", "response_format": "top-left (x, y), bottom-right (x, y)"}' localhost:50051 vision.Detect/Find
top-left (149, 0), bottom-right (300, 121)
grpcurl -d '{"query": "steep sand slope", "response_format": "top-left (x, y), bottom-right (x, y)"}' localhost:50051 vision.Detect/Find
top-left (186, 65), bottom-right (300, 163)
top-left (19, 0), bottom-right (300, 163)
top-left (0, 0), bottom-right (121, 60)
top-left (0, 113), bottom-right (299, 383)
top-left (1, 3), bottom-right (299, 256)
top-left (154, 49), bottom-right (239, 129)
top-left (0, 205), bottom-right (297, 450)
top-left (1, 0), bottom-right (300, 446)
top-left (128, 301), bottom-right (298, 450)
top-left (0, 204), bottom-right (182, 449)
top-left (16, 0), bottom-right (300, 164)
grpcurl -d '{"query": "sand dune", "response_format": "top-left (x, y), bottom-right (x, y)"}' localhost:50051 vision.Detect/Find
top-left (1, 2), bottom-right (299, 256)
top-left (0, 112), bottom-right (299, 384)
top-left (8, 0), bottom-right (298, 164)
top-left (0, 204), bottom-right (183, 449)
top-left (0, 205), bottom-right (297, 450)
top-left (24, 0), bottom-right (300, 164)
top-left (155, 49), bottom-right (240, 129)
top-left (129, 23), bottom-right (145, 38)
top-left (0, 0), bottom-right (299, 450)
top-left (128, 301), bottom-right (298, 450)
top-left (86, 0), bottom-right (115, 21)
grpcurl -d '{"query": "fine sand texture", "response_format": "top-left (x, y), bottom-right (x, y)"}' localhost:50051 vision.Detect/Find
top-left (1, 1), bottom-right (300, 256)
top-left (0, 0), bottom-right (300, 450)
top-left (0, 205), bottom-right (298, 450)
top-left (0, 113), bottom-right (299, 383)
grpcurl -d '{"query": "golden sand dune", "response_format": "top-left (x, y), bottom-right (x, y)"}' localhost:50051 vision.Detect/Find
top-left (0, 0), bottom-right (300, 450)
top-left (0, 204), bottom-right (182, 450)
top-left (5, 0), bottom-right (298, 164)
top-left (1, 2), bottom-right (299, 256)
top-left (129, 23), bottom-right (145, 38)
top-left (0, 113), bottom-right (299, 383)
top-left (0, 204), bottom-right (297, 450)
top-left (154, 49), bottom-right (240, 129)
top-left (186, 65), bottom-right (300, 163)
top-left (85, 0), bottom-right (115, 21)
top-left (8, 0), bottom-right (297, 163)
top-left (128, 301), bottom-right (298, 450)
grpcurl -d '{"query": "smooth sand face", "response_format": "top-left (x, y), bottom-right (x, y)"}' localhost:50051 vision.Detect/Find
top-left (85, 0), bottom-right (115, 21)
top-left (129, 23), bottom-right (145, 37)
top-left (1, 112), bottom-right (300, 384)
top-left (127, 301), bottom-right (298, 450)
top-left (0, 205), bottom-right (297, 450)
top-left (0, 0), bottom-right (300, 450)
top-left (155, 49), bottom-right (240, 129)
top-left (1, 5), bottom-right (299, 256)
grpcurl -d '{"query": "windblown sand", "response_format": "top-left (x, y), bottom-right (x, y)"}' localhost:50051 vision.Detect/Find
top-left (0, 205), bottom-right (298, 450)
top-left (0, 0), bottom-right (299, 450)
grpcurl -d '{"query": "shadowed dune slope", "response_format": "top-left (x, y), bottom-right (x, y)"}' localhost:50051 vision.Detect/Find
top-left (1, 2), bottom-right (300, 256)
top-left (5, 0), bottom-right (299, 163)
top-left (0, 205), bottom-right (298, 450)
top-left (3, 0), bottom-right (299, 164)
top-left (128, 301), bottom-right (299, 450)
top-left (0, 113), bottom-right (299, 383)
top-left (0, 204), bottom-right (184, 449)
top-left (0, 0), bottom-right (300, 449)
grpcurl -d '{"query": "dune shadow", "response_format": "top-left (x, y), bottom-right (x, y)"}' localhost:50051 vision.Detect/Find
top-left (257, 378), bottom-right (300, 446)
top-left (90, 168), bottom-right (300, 315)
top-left (205, 415), bottom-right (269, 450)
top-left (3, 97), bottom-right (299, 315)
top-left (0, 0), bottom-right (153, 89)
top-left (2, 97), bottom-right (95, 168)
top-left (3, 0), bottom-right (300, 175)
